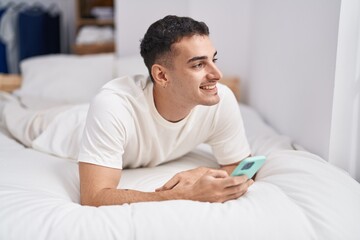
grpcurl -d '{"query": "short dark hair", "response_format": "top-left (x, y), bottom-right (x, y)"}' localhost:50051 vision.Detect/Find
top-left (140, 15), bottom-right (210, 81)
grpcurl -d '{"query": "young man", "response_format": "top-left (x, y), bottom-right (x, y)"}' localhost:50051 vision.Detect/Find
top-left (78, 15), bottom-right (253, 206)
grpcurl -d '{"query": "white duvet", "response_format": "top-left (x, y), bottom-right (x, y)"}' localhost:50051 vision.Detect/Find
top-left (1, 104), bottom-right (360, 240)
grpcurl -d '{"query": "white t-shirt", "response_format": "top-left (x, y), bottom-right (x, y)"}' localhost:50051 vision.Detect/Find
top-left (78, 75), bottom-right (251, 169)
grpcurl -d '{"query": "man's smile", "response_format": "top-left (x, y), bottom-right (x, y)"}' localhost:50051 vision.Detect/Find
top-left (200, 85), bottom-right (216, 90)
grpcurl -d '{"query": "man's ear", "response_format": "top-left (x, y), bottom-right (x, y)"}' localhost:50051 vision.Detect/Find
top-left (151, 64), bottom-right (168, 87)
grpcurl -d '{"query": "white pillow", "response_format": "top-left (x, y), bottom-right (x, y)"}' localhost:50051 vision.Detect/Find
top-left (15, 53), bottom-right (115, 109)
top-left (113, 54), bottom-right (148, 78)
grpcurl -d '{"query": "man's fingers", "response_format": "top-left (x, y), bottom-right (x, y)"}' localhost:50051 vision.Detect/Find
top-left (223, 178), bottom-right (254, 197)
top-left (224, 191), bottom-right (247, 202)
top-left (219, 175), bottom-right (249, 188)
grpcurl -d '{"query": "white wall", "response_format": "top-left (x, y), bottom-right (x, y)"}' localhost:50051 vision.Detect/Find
top-left (115, 0), bottom-right (251, 87)
top-left (246, 0), bottom-right (341, 160)
top-left (188, 0), bottom-right (252, 85)
top-left (115, 0), bottom-right (189, 57)
top-left (115, 0), bottom-right (342, 160)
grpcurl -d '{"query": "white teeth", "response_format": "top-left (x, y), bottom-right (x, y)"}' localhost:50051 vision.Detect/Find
top-left (201, 85), bottom-right (216, 90)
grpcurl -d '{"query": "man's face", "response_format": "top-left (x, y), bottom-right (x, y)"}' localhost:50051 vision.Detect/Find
top-left (165, 35), bottom-right (223, 108)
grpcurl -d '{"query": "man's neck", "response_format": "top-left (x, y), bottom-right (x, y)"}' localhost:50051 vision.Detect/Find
top-left (153, 85), bottom-right (193, 123)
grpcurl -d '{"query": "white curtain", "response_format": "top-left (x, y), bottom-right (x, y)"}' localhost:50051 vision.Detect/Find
top-left (57, 0), bottom-right (76, 53)
top-left (329, 0), bottom-right (360, 182)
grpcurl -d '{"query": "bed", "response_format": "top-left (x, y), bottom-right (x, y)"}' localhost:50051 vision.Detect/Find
top-left (1, 54), bottom-right (360, 240)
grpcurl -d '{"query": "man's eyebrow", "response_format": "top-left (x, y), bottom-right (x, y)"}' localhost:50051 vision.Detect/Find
top-left (187, 51), bottom-right (218, 63)
top-left (213, 51), bottom-right (218, 58)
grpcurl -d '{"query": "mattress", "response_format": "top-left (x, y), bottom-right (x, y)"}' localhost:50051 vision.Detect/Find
top-left (1, 103), bottom-right (360, 240)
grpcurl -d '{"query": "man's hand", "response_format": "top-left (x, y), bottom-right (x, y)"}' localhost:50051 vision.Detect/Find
top-left (174, 169), bottom-right (254, 203)
top-left (156, 167), bottom-right (254, 203)
top-left (155, 167), bottom-right (209, 192)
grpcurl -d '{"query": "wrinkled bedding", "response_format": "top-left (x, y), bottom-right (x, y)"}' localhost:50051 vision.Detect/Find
top-left (1, 104), bottom-right (360, 240)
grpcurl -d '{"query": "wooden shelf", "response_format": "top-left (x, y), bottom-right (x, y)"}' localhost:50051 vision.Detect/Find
top-left (74, 0), bottom-right (115, 55)
top-left (72, 42), bottom-right (115, 55)
top-left (77, 18), bottom-right (114, 28)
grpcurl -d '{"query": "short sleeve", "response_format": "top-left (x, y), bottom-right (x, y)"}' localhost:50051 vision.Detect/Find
top-left (78, 92), bottom-right (131, 169)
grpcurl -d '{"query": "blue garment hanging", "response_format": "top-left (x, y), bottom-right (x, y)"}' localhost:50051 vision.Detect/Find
top-left (0, 2), bottom-right (62, 72)
top-left (18, 5), bottom-right (47, 61)
top-left (0, 7), bottom-right (8, 73)
top-left (45, 3), bottom-right (61, 54)
top-left (0, 3), bottom-right (27, 74)
top-left (18, 3), bottom-right (61, 61)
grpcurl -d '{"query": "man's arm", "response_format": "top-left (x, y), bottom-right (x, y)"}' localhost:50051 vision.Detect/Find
top-left (79, 162), bottom-right (182, 206)
top-left (79, 162), bottom-right (253, 206)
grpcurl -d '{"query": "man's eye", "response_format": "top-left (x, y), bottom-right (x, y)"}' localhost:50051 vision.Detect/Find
top-left (213, 58), bottom-right (218, 63)
top-left (193, 63), bottom-right (204, 68)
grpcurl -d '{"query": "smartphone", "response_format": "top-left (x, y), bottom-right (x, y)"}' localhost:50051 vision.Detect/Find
top-left (230, 155), bottom-right (266, 178)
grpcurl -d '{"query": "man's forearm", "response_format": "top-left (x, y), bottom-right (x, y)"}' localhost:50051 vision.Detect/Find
top-left (81, 188), bottom-right (183, 206)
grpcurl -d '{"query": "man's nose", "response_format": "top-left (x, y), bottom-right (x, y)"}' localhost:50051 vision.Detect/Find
top-left (207, 63), bottom-right (223, 80)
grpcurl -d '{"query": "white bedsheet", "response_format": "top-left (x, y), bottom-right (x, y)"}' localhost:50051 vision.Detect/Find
top-left (1, 104), bottom-right (360, 240)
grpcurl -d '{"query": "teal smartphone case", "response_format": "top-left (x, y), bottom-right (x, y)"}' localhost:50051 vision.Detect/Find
top-left (230, 155), bottom-right (266, 178)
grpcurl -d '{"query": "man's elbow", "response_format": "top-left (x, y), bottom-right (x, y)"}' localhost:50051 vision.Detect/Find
top-left (80, 195), bottom-right (99, 207)
top-left (80, 190), bottom-right (104, 207)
